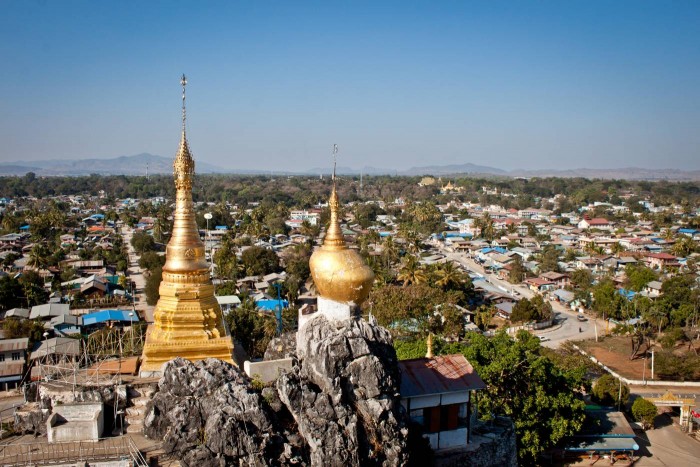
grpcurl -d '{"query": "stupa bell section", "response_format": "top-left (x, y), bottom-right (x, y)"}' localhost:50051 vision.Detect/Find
top-left (140, 75), bottom-right (234, 375)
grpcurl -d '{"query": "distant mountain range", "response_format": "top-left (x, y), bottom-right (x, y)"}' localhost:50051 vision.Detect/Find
top-left (0, 153), bottom-right (226, 176)
top-left (0, 154), bottom-right (698, 180)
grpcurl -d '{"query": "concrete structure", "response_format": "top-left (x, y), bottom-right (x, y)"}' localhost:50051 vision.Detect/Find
top-left (47, 402), bottom-right (104, 443)
top-left (243, 358), bottom-right (293, 383)
top-left (399, 354), bottom-right (486, 451)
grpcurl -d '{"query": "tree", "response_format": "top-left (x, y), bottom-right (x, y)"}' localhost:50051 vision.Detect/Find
top-left (508, 256), bottom-right (525, 284)
top-left (432, 261), bottom-right (465, 291)
top-left (213, 235), bottom-right (240, 280)
top-left (592, 374), bottom-right (629, 408)
top-left (510, 296), bottom-right (552, 323)
top-left (570, 269), bottom-right (593, 291)
top-left (225, 296), bottom-right (277, 359)
top-left (539, 245), bottom-right (561, 273)
top-left (139, 251), bottom-right (165, 272)
top-left (240, 246), bottom-right (280, 276)
top-left (0, 276), bottom-right (24, 311)
top-left (144, 267), bottom-right (163, 306)
top-left (624, 265), bottom-right (657, 292)
top-left (632, 398), bottom-right (658, 430)
top-left (130, 231), bottom-right (156, 254)
top-left (592, 278), bottom-right (624, 320)
top-left (19, 271), bottom-right (48, 307)
top-left (396, 256), bottom-right (428, 286)
top-left (369, 283), bottom-right (462, 336)
top-left (444, 331), bottom-right (587, 463)
top-left (671, 236), bottom-right (697, 257)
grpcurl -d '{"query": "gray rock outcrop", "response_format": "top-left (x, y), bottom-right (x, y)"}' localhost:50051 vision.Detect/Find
top-left (277, 314), bottom-right (409, 467)
top-left (143, 315), bottom-right (409, 466)
top-left (143, 358), bottom-right (305, 466)
top-left (264, 332), bottom-right (297, 360)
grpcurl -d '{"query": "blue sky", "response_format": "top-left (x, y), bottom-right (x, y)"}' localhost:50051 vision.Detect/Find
top-left (1, 1), bottom-right (699, 171)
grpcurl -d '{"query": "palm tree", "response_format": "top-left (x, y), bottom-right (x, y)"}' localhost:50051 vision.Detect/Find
top-left (396, 256), bottom-right (427, 286)
top-left (671, 237), bottom-right (696, 257)
top-left (433, 261), bottom-right (464, 290)
top-left (610, 242), bottom-right (626, 256)
top-left (382, 236), bottom-right (399, 268)
top-left (27, 243), bottom-right (50, 270)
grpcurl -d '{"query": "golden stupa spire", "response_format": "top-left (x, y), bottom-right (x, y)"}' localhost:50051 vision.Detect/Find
top-left (140, 75), bottom-right (234, 375)
top-left (309, 145), bottom-right (375, 306)
top-left (324, 144), bottom-right (345, 250)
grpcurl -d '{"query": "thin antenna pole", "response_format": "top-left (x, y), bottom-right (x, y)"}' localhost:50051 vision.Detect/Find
top-left (332, 144), bottom-right (338, 181)
top-left (181, 74), bottom-right (187, 133)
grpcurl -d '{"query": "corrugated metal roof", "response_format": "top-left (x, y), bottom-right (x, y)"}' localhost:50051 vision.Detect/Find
top-left (82, 309), bottom-right (139, 326)
top-left (30, 337), bottom-right (81, 360)
top-left (399, 354), bottom-right (486, 398)
top-left (0, 362), bottom-right (25, 377)
top-left (0, 338), bottom-right (29, 352)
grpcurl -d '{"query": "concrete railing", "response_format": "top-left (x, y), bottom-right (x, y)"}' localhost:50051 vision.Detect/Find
top-left (572, 344), bottom-right (700, 387)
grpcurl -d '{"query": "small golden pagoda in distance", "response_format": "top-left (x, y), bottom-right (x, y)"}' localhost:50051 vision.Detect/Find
top-left (140, 75), bottom-right (234, 375)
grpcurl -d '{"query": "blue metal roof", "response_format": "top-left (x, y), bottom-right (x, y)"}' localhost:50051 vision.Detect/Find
top-left (82, 309), bottom-right (139, 326)
top-left (256, 299), bottom-right (288, 311)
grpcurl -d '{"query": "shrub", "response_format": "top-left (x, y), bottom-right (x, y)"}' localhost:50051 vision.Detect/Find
top-left (592, 374), bottom-right (629, 407)
top-left (632, 398), bottom-right (658, 430)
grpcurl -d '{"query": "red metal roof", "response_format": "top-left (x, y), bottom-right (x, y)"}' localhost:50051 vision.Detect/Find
top-left (399, 354), bottom-right (486, 398)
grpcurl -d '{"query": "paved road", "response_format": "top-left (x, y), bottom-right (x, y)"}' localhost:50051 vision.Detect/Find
top-left (441, 250), bottom-right (598, 346)
top-left (121, 226), bottom-right (155, 323)
top-left (635, 414), bottom-right (700, 466)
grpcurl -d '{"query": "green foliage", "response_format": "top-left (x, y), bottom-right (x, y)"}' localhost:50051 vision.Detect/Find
top-left (592, 374), bottom-right (629, 407)
top-left (508, 255), bottom-right (525, 283)
top-left (0, 276), bottom-right (24, 310)
top-left (213, 235), bottom-right (240, 280)
top-left (400, 202), bottom-right (443, 235)
top-left (445, 331), bottom-right (587, 463)
top-left (592, 278), bottom-right (625, 320)
top-left (225, 297), bottom-right (277, 359)
top-left (240, 246), bottom-right (280, 276)
top-left (18, 271), bottom-right (49, 308)
top-left (510, 295), bottom-right (553, 323)
top-left (130, 231), bottom-right (156, 254)
top-left (658, 327), bottom-right (686, 349)
top-left (654, 350), bottom-right (700, 381)
top-left (631, 398), bottom-right (658, 430)
top-left (144, 267), bottom-right (163, 306)
top-left (538, 245), bottom-right (561, 273)
top-left (624, 265), bottom-right (657, 292)
top-left (2, 318), bottom-right (46, 346)
top-left (139, 251), bottom-right (165, 272)
top-left (368, 283), bottom-right (462, 336)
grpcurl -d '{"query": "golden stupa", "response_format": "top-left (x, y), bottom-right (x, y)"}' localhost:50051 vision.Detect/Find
top-left (309, 146), bottom-right (374, 306)
top-left (140, 75), bottom-right (234, 374)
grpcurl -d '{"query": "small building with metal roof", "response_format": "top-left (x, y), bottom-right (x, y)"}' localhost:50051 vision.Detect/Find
top-left (399, 354), bottom-right (486, 451)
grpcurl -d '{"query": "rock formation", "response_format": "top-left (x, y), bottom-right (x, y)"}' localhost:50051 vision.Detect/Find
top-left (143, 314), bottom-right (410, 466)
top-left (277, 314), bottom-right (409, 467)
top-left (143, 357), bottom-right (305, 466)
top-left (264, 332), bottom-right (297, 361)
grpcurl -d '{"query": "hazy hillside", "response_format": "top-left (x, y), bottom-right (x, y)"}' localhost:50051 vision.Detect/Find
top-left (0, 153), bottom-right (226, 176)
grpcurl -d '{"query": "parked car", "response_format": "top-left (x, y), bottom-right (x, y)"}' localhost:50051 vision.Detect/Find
top-left (577, 314), bottom-right (587, 322)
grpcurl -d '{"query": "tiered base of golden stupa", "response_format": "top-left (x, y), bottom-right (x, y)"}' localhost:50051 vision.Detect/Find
top-left (140, 271), bottom-right (234, 376)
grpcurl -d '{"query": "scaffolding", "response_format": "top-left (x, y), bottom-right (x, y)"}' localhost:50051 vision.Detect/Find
top-left (0, 436), bottom-right (148, 466)
top-left (29, 324), bottom-right (146, 388)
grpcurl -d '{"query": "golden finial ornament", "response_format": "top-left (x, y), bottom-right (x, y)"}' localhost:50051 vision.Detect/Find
top-left (426, 333), bottom-right (434, 359)
top-left (141, 75), bottom-right (234, 375)
top-left (309, 145), bottom-right (375, 306)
